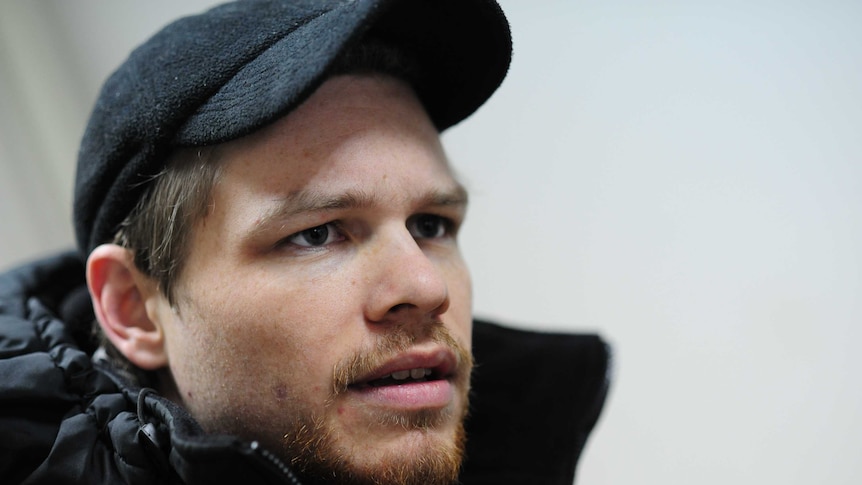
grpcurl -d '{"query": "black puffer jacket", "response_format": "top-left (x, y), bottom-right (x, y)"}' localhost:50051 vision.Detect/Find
top-left (0, 252), bottom-right (611, 484)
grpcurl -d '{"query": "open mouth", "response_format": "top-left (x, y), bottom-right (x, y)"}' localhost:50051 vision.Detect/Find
top-left (343, 349), bottom-right (459, 409)
top-left (346, 348), bottom-right (457, 390)
top-left (361, 368), bottom-right (441, 388)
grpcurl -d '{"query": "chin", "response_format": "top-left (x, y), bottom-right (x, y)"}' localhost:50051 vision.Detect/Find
top-left (285, 409), bottom-right (466, 485)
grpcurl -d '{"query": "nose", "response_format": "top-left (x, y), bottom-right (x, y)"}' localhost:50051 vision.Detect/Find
top-left (363, 227), bottom-right (450, 324)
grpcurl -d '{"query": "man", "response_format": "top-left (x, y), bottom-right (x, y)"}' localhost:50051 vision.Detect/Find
top-left (0, 1), bottom-right (610, 484)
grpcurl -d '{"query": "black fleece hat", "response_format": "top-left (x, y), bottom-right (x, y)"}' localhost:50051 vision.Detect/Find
top-left (74, 0), bottom-right (511, 255)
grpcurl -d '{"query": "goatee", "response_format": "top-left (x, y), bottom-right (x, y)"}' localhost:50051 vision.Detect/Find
top-left (280, 323), bottom-right (473, 485)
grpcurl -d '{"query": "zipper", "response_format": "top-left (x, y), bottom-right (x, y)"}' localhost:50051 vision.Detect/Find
top-left (248, 440), bottom-right (304, 485)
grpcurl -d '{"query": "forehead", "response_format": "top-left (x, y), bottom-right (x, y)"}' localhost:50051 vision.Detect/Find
top-left (210, 74), bottom-right (457, 199)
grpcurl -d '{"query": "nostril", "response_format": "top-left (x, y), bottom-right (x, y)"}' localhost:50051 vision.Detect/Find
top-left (388, 303), bottom-right (413, 314)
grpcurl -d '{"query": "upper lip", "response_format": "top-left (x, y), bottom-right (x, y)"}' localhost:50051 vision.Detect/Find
top-left (350, 346), bottom-right (458, 386)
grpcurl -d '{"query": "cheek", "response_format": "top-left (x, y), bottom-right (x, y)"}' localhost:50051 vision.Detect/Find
top-left (180, 273), bottom-right (362, 386)
top-left (443, 258), bottom-right (473, 344)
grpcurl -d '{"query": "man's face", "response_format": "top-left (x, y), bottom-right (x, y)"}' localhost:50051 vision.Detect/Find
top-left (154, 75), bottom-right (473, 484)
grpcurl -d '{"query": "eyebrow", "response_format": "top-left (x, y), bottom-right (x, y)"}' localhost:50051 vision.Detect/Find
top-left (249, 184), bottom-right (469, 236)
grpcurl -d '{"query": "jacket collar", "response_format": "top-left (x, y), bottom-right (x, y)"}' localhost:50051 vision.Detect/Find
top-left (461, 320), bottom-right (611, 484)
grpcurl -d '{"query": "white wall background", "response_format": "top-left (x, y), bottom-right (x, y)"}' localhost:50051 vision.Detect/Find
top-left (1, 1), bottom-right (860, 484)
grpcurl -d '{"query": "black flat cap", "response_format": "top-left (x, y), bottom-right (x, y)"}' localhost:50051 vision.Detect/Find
top-left (74, 0), bottom-right (512, 255)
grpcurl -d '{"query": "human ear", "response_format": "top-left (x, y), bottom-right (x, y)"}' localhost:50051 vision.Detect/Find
top-left (86, 244), bottom-right (169, 370)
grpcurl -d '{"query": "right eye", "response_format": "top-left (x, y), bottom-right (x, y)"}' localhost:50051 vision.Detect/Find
top-left (286, 223), bottom-right (343, 248)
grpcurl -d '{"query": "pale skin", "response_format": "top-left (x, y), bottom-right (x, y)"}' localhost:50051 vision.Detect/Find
top-left (86, 74), bottom-right (473, 482)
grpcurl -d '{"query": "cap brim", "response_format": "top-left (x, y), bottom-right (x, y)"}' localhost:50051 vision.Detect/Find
top-left (175, 0), bottom-right (511, 144)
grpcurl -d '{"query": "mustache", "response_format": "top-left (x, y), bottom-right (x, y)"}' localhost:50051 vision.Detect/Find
top-left (330, 323), bottom-right (473, 396)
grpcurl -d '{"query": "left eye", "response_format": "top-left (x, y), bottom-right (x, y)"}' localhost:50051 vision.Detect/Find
top-left (287, 223), bottom-right (342, 247)
top-left (408, 215), bottom-right (450, 239)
